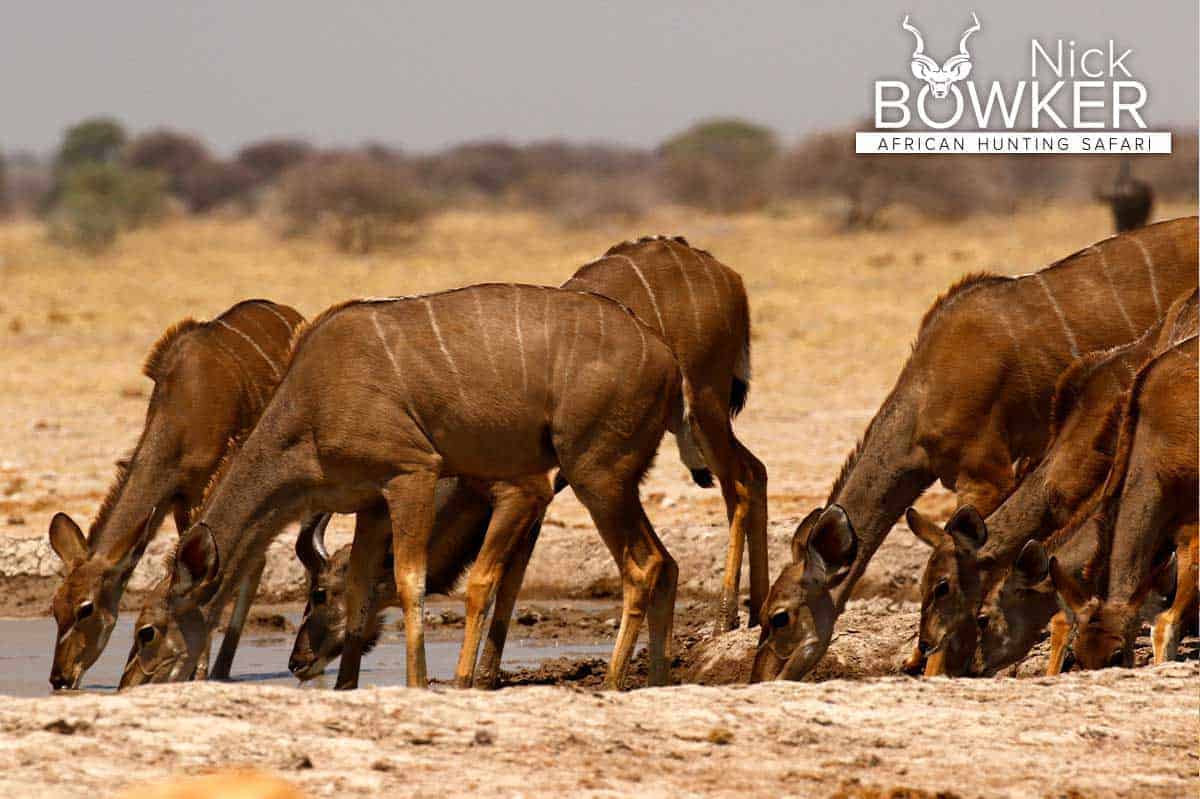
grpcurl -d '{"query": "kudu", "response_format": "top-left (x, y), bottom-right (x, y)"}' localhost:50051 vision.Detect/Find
top-left (47, 299), bottom-right (303, 690)
top-left (1050, 335), bottom-right (1198, 669)
top-left (909, 288), bottom-right (1198, 676)
top-left (288, 235), bottom-right (766, 684)
top-left (752, 217), bottom-right (1198, 682)
top-left (124, 284), bottom-right (691, 691)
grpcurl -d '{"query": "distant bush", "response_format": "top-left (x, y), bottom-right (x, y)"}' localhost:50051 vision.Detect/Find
top-left (48, 163), bottom-right (166, 252)
top-left (277, 155), bottom-right (432, 252)
top-left (420, 140), bottom-right (527, 200)
top-left (178, 160), bottom-right (256, 213)
top-left (0, 156), bottom-right (8, 217)
top-left (660, 118), bottom-right (779, 213)
top-left (124, 130), bottom-right (211, 192)
top-left (236, 138), bottom-right (312, 183)
top-left (55, 118), bottom-right (127, 172)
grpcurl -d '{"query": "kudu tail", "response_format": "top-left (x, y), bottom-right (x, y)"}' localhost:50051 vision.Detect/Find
top-left (730, 336), bottom-right (751, 418)
top-left (672, 373), bottom-right (715, 488)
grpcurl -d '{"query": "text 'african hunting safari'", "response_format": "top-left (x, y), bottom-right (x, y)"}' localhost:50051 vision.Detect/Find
top-left (46, 218), bottom-right (1197, 694)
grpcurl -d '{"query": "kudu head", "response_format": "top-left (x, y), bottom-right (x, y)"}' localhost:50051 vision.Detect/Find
top-left (902, 13), bottom-right (981, 99)
top-left (974, 540), bottom-right (1062, 676)
top-left (48, 510), bottom-right (153, 691)
top-left (120, 523), bottom-right (220, 688)
top-left (751, 505), bottom-right (858, 682)
top-left (906, 506), bottom-right (988, 676)
top-left (288, 517), bottom-right (383, 681)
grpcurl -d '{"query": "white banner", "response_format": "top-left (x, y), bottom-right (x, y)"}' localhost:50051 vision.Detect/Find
top-left (855, 131), bottom-right (1172, 155)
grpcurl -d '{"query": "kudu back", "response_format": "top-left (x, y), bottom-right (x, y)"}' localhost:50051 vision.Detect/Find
top-left (47, 299), bottom-right (302, 690)
top-left (125, 284), bottom-right (689, 691)
top-left (910, 288), bottom-right (1198, 675)
top-left (753, 217), bottom-right (1198, 681)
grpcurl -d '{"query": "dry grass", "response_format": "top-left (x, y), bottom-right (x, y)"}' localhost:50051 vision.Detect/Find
top-left (0, 201), bottom-right (1191, 538)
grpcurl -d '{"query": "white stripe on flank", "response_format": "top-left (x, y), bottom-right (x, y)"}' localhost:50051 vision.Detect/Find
top-left (473, 291), bottom-right (500, 381)
top-left (663, 240), bottom-right (701, 338)
top-left (371, 312), bottom-right (405, 392)
top-left (1092, 247), bottom-right (1138, 337)
top-left (513, 287), bottom-right (528, 394)
top-left (254, 301), bottom-right (295, 337)
top-left (693, 249), bottom-right (731, 334)
top-left (635, 320), bottom-right (647, 382)
top-left (1129, 237), bottom-right (1162, 315)
top-left (611, 254), bottom-right (666, 335)
top-left (1036, 274), bottom-right (1080, 358)
top-left (992, 301), bottom-right (1041, 419)
top-left (423, 299), bottom-right (465, 398)
top-left (215, 319), bottom-right (280, 378)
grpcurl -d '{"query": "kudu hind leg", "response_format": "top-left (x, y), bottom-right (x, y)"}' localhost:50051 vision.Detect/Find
top-left (336, 504), bottom-right (395, 690)
top-left (1046, 611), bottom-right (1073, 675)
top-left (1153, 532), bottom-right (1198, 664)
top-left (475, 517), bottom-right (543, 689)
top-left (210, 555), bottom-right (266, 680)
top-left (455, 479), bottom-right (550, 689)
top-left (381, 471), bottom-right (440, 688)
top-left (644, 512), bottom-right (679, 686)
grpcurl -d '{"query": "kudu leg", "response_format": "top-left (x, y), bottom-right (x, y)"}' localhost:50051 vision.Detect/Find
top-left (1046, 611), bottom-right (1073, 675)
top-left (382, 471), bottom-right (440, 689)
top-left (475, 517), bottom-right (543, 690)
top-left (210, 555), bottom-right (266, 680)
top-left (455, 479), bottom-right (550, 689)
top-left (643, 511), bottom-right (679, 687)
top-left (335, 505), bottom-right (392, 690)
top-left (1152, 532), bottom-right (1198, 664)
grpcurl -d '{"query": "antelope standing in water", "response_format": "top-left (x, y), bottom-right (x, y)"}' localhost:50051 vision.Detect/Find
top-left (288, 235), bottom-right (766, 685)
top-left (125, 284), bottom-right (692, 690)
top-left (47, 299), bottom-right (302, 690)
top-left (909, 289), bottom-right (1198, 676)
top-left (752, 217), bottom-right (1198, 682)
top-left (1050, 335), bottom-right (1198, 669)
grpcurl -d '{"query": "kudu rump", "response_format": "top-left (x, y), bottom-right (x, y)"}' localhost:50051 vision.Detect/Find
top-left (125, 284), bottom-right (693, 690)
top-left (753, 217), bottom-right (1198, 682)
top-left (288, 236), bottom-right (766, 683)
top-left (915, 289), bottom-right (1197, 676)
top-left (47, 299), bottom-right (302, 690)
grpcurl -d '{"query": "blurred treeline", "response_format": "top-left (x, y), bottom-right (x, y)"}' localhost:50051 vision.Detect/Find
top-left (2, 116), bottom-right (1195, 253)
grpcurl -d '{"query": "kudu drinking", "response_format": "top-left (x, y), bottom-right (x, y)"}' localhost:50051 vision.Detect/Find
top-left (910, 288), bottom-right (1198, 676)
top-left (752, 217), bottom-right (1197, 682)
top-left (124, 284), bottom-right (692, 691)
top-left (46, 299), bottom-right (302, 690)
top-left (1050, 335), bottom-right (1198, 669)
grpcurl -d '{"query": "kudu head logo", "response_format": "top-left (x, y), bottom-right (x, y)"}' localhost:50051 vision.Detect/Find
top-left (902, 13), bottom-right (981, 98)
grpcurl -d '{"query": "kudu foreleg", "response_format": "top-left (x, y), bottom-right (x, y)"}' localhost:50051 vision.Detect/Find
top-left (335, 504), bottom-right (392, 690)
top-left (455, 478), bottom-right (550, 689)
top-left (1152, 529), bottom-right (1198, 664)
top-left (382, 471), bottom-right (440, 689)
top-left (1046, 611), bottom-right (1073, 675)
top-left (209, 555), bottom-right (266, 680)
top-left (475, 517), bottom-right (543, 689)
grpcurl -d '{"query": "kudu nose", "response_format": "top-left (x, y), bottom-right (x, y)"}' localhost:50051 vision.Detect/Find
top-left (288, 656), bottom-right (305, 675)
top-left (49, 674), bottom-right (69, 691)
top-left (1106, 650), bottom-right (1125, 669)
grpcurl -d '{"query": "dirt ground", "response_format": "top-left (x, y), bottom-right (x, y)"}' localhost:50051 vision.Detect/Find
top-left (1, 203), bottom-right (1196, 796)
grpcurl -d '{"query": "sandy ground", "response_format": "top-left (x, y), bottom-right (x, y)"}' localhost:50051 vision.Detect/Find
top-left (0, 664), bottom-right (1195, 799)
top-left (1, 203), bottom-right (1196, 796)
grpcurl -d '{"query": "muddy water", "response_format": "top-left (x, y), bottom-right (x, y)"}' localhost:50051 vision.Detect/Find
top-left (0, 615), bottom-right (612, 697)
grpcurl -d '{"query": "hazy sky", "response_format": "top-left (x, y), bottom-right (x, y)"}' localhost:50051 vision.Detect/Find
top-left (3, 0), bottom-right (1196, 154)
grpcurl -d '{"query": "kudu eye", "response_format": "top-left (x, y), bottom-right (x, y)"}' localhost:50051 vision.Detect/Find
top-left (976, 613), bottom-right (990, 631)
top-left (1106, 650), bottom-right (1124, 668)
top-left (75, 601), bottom-right (95, 621)
top-left (769, 610), bottom-right (790, 629)
top-left (137, 626), bottom-right (157, 645)
top-left (311, 589), bottom-right (327, 606)
top-left (933, 578), bottom-right (950, 599)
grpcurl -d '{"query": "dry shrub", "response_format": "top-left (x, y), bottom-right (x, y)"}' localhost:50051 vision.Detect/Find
top-left (124, 130), bottom-right (211, 193)
top-left (660, 118), bottom-right (779, 213)
top-left (179, 160), bottom-right (256, 213)
top-left (236, 138), bottom-right (313, 183)
top-left (48, 163), bottom-right (166, 252)
top-left (277, 154), bottom-right (431, 253)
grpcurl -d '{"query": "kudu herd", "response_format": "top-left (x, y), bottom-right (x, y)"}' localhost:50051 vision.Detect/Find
top-left (43, 217), bottom-right (1198, 695)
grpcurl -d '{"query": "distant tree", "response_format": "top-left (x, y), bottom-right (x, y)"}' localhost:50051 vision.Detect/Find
top-left (178, 160), bottom-right (256, 213)
top-left (277, 154), bottom-right (432, 253)
top-left (55, 118), bottom-right (127, 172)
top-left (422, 140), bottom-right (527, 198)
top-left (48, 163), bottom-right (166, 252)
top-left (124, 129), bottom-right (211, 194)
top-left (660, 118), bottom-right (779, 213)
top-left (235, 138), bottom-right (312, 183)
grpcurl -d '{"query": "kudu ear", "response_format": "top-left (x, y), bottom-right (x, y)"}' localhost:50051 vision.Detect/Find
top-left (790, 507), bottom-right (824, 563)
top-left (1048, 556), bottom-right (1092, 615)
top-left (946, 505), bottom-right (987, 553)
top-left (1014, 540), bottom-right (1051, 583)
top-left (294, 514), bottom-right (332, 575)
top-left (806, 505), bottom-right (859, 589)
top-left (173, 524), bottom-right (220, 598)
top-left (49, 513), bottom-right (88, 568)
top-left (905, 507), bottom-right (946, 549)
